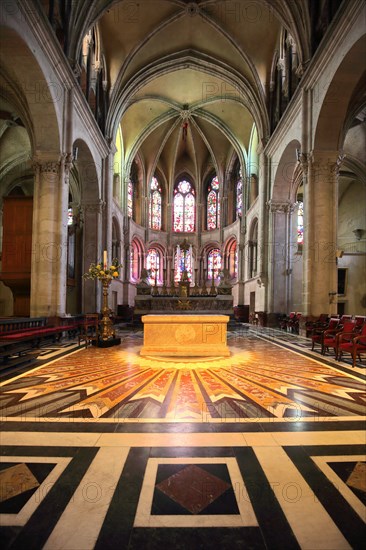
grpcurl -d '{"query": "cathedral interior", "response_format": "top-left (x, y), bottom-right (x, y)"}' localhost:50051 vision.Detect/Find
top-left (0, 1), bottom-right (365, 548)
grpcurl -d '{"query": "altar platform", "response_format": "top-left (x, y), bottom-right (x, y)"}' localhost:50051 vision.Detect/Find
top-left (140, 314), bottom-right (230, 357)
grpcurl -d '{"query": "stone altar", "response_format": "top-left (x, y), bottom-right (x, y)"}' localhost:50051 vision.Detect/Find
top-left (140, 314), bottom-right (230, 357)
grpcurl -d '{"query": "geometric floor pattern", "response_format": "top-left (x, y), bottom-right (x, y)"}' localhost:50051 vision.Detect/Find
top-left (1, 327), bottom-right (365, 549)
top-left (1, 330), bottom-right (365, 421)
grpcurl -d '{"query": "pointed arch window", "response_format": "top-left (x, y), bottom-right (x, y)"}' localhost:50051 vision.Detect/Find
top-left (207, 248), bottom-right (221, 279)
top-left (249, 220), bottom-right (258, 278)
top-left (130, 239), bottom-right (143, 281)
top-left (236, 177), bottom-right (243, 218)
top-left (67, 207), bottom-right (74, 226)
top-left (127, 180), bottom-right (133, 218)
top-left (174, 245), bottom-right (193, 282)
top-left (173, 180), bottom-right (195, 232)
top-left (207, 176), bottom-right (220, 230)
top-left (228, 239), bottom-right (238, 278)
top-left (149, 177), bottom-right (162, 230)
top-left (146, 248), bottom-right (161, 285)
top-left (297, 200), bottom-right (304, 248)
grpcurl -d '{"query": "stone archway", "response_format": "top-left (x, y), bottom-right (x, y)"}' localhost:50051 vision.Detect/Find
top-left (0, 27), bottom-right (62, 317)
top-left (73, 138), bottom-right (102, 313)
top-left (307, 35), bottom-right (366, 316)
top-left (269, 140), bottom-right (301, 314)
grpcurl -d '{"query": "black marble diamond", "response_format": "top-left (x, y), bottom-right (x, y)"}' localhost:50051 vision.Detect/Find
top-left (0, 462), bottom-right (55, 514)
top-left (152, 463), bottom-right (239, 515)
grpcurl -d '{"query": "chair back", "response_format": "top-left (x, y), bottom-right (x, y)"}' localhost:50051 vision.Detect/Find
top-left (354, 316), bottom-right (366, 328)
top-left (339, 315), bottom-right (352, 324)
top-left (328, 318), bottom-right (340, 330)
top-left (342, 320), bottom-right (356, 333)
top-left (319, 314), bottom-right (329, 323)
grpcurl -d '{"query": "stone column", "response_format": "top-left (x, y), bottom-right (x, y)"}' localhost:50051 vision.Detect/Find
top-left (266, 201), bottom-right (293, 314)
top-left (104, 150), bottom-right (115, 263)
top-left (257, 146), bottom-right (268, 311)
top-left (81, 199), bottom-right (105, 313)
top-left (303, 151), bottom-right (341, 316)
top-left (30, 155), bottom-right (71, 317)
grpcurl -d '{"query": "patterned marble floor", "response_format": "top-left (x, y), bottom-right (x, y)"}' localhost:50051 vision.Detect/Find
top-left (0, 327), bottom-right (365, 549)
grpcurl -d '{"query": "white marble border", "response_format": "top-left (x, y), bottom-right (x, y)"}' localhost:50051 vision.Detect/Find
top-left (134, 457), bottom-right (258, 528)
top-left (311, 455), bottom-right (366, 522)
top-left (0, 456), bottom-right (71, 526)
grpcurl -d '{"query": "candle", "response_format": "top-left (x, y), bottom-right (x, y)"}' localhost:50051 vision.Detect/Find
top-left (103, 250), bottom-right (107, 270)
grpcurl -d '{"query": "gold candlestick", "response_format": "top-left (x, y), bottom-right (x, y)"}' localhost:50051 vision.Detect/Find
top-left (210, 268), bottom-right (217, 295)
top-left (100, 279), bottom-right (115, 340)
top-left (201, 269), bottom-right (208, 295)
top-left (170, 268), bottom-right (176, 295)
top-left (161, 268), bottom-right (167, 295)
top-left (192, 268), bottom-right (200, 295)
top-left (152, 269), bottom-right (159, 295)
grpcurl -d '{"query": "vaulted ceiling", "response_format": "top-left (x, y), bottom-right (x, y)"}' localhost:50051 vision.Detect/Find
top-left (86, 0), bottom-right (310, 184)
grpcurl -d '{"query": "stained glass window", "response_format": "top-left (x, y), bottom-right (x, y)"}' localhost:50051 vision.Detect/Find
top-left (207, 248), bottom-right (221, 279)
top-left (67, 207), bottom-right (74, 226)
top-left (127, 180), bottom-right (133, 218)
top-left (207, 176), bottom-right (220, 230)
top-left (130, 239), bottom-right (142, 281)
top-left (228, 240), bottom-right (238, 278)
top-left (174, 245), bottom-right (193, 282)
top-left (146, 248), bottom-right (160, 285)
top-left (173, 180), bottom-right (195, 232)
top-left (236, 178), bottom-right (243, 218)
top-left (130, 246), bottom-right (134, 280)
top-left (149, 177), bottom-right (162, 230)
top-left (297, 201), bottom-right (304, 246)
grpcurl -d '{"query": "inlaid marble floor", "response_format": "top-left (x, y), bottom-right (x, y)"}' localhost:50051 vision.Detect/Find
top-left (1, 328), bottom-right (365, 549)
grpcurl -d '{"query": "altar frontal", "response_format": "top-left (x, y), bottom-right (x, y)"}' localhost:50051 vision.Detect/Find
top-left (140, 315), bottom-right (230, 357)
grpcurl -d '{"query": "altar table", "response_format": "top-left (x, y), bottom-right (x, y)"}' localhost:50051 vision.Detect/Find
top-left (140, 314), bottom-right (230, 357)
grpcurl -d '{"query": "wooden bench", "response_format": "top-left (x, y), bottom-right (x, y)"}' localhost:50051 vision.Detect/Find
top-left (0, 339), bottom-right (41, 370)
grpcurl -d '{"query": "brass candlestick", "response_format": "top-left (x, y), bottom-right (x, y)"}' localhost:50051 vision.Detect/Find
top-left (210, 268), bottom-right (217, 295)
top-left (170, 268), bottom-right (176, 295)
top-left (152, 270), bottom-right (159, 295)
top-left (192, 268), bottom-right (200, 295)
top-left (100, 279), bottom-right (115, 340)
top-left (201, 269), bottom-right (208, 295)
top-left (161, 268), bottom-right (168, 295)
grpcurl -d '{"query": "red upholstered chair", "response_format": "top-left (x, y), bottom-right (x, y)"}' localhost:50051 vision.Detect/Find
top-left (305, 314), bottom-right (329, 337)
top-left (351, 329), bottom-right (366, 367)
top-left (322, 321), bottom-right (356, 357)
top-left (354, 316), bottom-right (366, 330)
top-left (337, 323), bottom-right (366, 364)
top-left (287, 312), bottom-right (302, 334)
top-left (311, 318), bottom-right (339, 352)
top-left (339, 315), bottom-right (352, 324)
top-left (280, 312), bottom-right (296, 331)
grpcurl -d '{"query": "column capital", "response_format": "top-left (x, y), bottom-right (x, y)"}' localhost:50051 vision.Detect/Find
top-left (309, 149), bottom-right (344, 166)
top-left (266, 200), bottom-right (294, 213)
top-left (32, 153), bottom-right (62, 174)
top-left (81, 199), bottom-right (105, 214)
top-left (309, 150), bottom-right (345, 182)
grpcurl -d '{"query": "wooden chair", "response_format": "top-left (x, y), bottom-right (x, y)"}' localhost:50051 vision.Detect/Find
top-left (354, 316), bottom-right (366, 330)
top-left (305, 314), bottom-right (329, 337)
top-left (337, 323), bottom-right (366, 365)
top-left (280, 312), bottom-right (295, 331)
top-left (78, 314), bottom-right (99, 348)
top-left (351, 330), bottom-right (366, 367)
top-left (311, 318), bottom-right (339, 351)
top-left (322, 320), bottom-right (356, 357)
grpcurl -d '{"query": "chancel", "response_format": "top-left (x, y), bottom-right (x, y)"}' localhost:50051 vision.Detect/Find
top-left (0, 1), bottom-right (365, 549)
